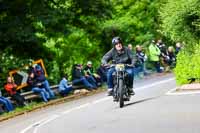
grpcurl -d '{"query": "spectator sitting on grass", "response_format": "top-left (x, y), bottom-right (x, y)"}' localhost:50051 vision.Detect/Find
top-left (0, 89), bottom-right (14, 112)
top-left (27, 72), bottom-right (50, 102)
top-left (58, 74), bottom-right (73, 96)
top-left (4, 76), bottom-right (26, 107)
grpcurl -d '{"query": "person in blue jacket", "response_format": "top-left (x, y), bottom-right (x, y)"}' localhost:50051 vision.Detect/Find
top-left (59, 74), bottom-right (73, 96)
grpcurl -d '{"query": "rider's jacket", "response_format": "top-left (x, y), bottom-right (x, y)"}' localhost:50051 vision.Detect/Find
top-left (101, 46), bottom-right (135, 65)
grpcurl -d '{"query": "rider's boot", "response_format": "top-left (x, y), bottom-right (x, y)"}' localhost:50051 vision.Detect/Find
top-left (113, 97), bottom-right (118, 102)
top-left (128, 87), bottom-right (135, 95)
top-left (107, 88), bottom-right (113, 96)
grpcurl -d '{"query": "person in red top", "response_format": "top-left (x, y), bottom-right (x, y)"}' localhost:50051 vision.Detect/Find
top-left (4, 76), bottom-right (26, 107)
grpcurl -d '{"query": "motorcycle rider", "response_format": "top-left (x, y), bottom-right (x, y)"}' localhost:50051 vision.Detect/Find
top-left (101, 37), bottom-right (136, 96)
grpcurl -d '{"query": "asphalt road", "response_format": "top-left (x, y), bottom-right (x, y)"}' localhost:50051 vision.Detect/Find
top-left (1, 73), bottom-right (200, 133)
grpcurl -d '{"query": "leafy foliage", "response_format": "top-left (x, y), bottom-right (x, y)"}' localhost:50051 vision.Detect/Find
top-left (174, 44), bottom-right (200, 84)
top-left (0, 0), bottom-right (164, 86)
top-left (103, 0), bottom-right (162, 46)
top-left (160, 0), bottom-right (200, 45)
top-left (0, 49), bottom-right (33, 88)
top-left (160, 0), bottom-right (200, 85)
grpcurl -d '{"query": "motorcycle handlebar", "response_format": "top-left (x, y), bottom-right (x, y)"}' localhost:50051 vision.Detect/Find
top-left (103, 64), bottom-right (134, 68)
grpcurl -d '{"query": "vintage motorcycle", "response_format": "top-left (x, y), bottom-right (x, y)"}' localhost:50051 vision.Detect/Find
top-left (111, 64), bottom-right (134, 108)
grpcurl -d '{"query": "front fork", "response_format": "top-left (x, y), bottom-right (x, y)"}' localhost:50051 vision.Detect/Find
top-left (113, 71), bottom-right (129, 101)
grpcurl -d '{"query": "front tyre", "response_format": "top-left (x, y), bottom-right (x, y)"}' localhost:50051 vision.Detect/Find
top-left (119, 79), bottom-right (124, 108)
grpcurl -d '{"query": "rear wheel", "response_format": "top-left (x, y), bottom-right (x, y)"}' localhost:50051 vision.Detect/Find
top-left (119, 79), bottom-right (124, 108)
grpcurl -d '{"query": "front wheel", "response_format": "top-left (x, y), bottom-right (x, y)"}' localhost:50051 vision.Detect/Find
top-left (118, 79), bottom-right (124, 108)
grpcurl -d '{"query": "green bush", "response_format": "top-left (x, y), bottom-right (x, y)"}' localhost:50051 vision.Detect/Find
top-left (160, 0), bottom-right (200, 85)
top-left (174, 44), bottom-right (200, 84)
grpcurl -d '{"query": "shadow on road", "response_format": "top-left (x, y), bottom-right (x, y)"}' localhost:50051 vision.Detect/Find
top-left (124, 96), bottom-right (161, 107)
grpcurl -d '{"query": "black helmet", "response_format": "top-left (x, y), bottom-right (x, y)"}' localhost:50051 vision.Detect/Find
top-left (112, 37), bottom-right (122, 46)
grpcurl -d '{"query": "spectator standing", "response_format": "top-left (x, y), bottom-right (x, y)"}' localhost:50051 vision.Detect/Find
top-left (175, 42), bottom-right (182, 55)
top-left (135, 45), bottom-right (148, 77)
top-left (149, 40), bottom-right (162, 73)
top-left (128, 44), bottom-right (133, 51)
top-left (165, 46), bottom-right (176, 70)
top-left (156, 39), bottom-right (167, 70)
top-left (156, 39), bottom-right (167, 56)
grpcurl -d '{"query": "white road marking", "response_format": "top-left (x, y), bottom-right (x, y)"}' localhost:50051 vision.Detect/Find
top-left (33, 115), bottom-right (59, 133)
top-left (73, 103), bottom-right (90, 110)
top-left (92, 97), bottom-right (111, 104)
top-left (135, 78), bottom-right (175, 91)
top-left (61, 108), bottom-right (76, 115)
top-left (20, 117), bottom-right (53, 133)
top-left (165, 88), bottom-right (177, 95)
top-left (20, 77), bottom-right (175, 133)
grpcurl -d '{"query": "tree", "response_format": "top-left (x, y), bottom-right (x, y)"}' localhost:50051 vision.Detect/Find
top-left (160, 0), bottom-right (200, 46)
top-left (160, 0), bottom-right (200, 84)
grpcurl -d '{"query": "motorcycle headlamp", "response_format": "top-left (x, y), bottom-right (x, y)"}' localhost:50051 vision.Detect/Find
top-left (115, 64), bottom-right (125, 71)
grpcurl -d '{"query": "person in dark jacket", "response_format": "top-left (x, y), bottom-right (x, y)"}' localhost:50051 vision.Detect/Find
top-left (97, 64), bottom-right (108, 83)
top-left (164, 46), bottom-right (176, 69)
top-left (72, 64), bottom-right (96, 90)
top-left (33, 65), bottom-right (55, 99)
top-left (27, 72), bottom-right (49, 102)
top-left (101, 36), bottom-right (136, 95)
top-left (175, 42), bottom-right (182, 55)
top-left (135, 45), bottom-right (148, 76)
top-left (84, 61), bottom-right (101, 86)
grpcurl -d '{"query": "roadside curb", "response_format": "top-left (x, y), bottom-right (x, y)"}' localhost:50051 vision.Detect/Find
top-left (0, 88), bottom-right (106, 122)
top-left (176, 83), bottom-right (200, 91)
